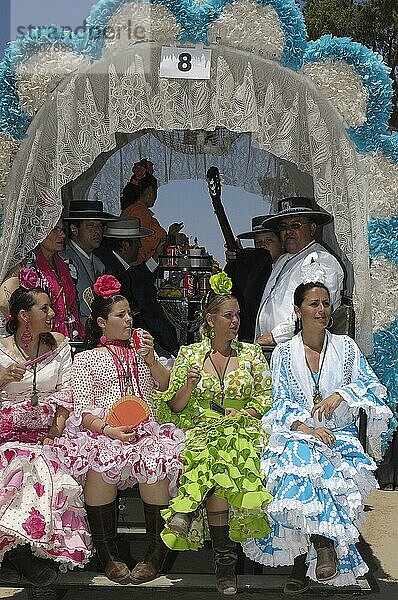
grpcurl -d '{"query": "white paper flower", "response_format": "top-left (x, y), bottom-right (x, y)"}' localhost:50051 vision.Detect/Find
top-left (301, 259), bottom-right (327, 285)
top-left (301, 60), bottom-right (368, 128)
top-left (371, 257), bottom-right (398, 331)
top-left (103, 0), bottom-right (181, 52)
top-left (208, 0), bottom-right (285, 59)
top-left (16, 48), bottom-right (90, 117)
top-left (360, 152), bottom-right (398, 219)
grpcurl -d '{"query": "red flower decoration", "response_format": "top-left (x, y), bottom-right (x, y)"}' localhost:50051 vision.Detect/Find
top-left (19, 268), bottom-right (40, 290)
top-left (131, 158), bottom-right (154, 183)
top-left (93, 275), bottom-right (121, 299)
top-left (22, 507), bottom-right (46, 540)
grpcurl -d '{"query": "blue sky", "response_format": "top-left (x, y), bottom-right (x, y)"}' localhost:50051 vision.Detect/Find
top-left (0, 0), bottom-right (271, 263)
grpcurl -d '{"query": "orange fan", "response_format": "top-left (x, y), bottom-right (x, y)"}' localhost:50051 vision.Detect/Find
top-left (107, 395), bottom-right (150, 428)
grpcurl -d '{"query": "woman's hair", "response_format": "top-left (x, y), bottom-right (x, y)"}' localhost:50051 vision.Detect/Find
top-left (294, 281), bottom-right (330, 308)
top-left (121, 174), bottom-right (158, 211)
top-left (85, 293), bottom-right (127, 349)
top-left (199, 292), bottom-right (236, 338)
top-left (6, 286), bottom-right (56, 347)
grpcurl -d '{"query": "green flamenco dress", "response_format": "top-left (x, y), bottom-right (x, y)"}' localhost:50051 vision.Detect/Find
top-left (152, 337), bottom-right (273, 551)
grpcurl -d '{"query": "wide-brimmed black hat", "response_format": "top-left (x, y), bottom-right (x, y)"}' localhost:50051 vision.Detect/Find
top-left (102, 217), bottom-right (154, 239)
top-left (237, 215), bottom-right (278, 239)
top-left (63, 200), bottom-right (117, 221)
top-left (262, 197), bottom-right (333, 228)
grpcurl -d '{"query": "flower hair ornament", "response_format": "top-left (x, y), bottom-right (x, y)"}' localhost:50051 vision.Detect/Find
top-left (93, 274), bottom-right (122, 299)
top-left (130, 158), bottom-right (154, 185)
top-left (209, 272), bottom-right (233, 296)
top-left (19, 267), bottom-right (40, 289)
top-left (300, 257), bottom-right (327, 285)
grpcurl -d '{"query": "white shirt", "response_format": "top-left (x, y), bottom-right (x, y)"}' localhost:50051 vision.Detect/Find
top-left (255, 241), bottom-right (344, 344)
top-left (112, 250), bottom-right (130, 271)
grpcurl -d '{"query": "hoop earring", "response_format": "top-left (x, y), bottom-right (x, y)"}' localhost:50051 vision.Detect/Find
top-left (21, 321), bottom-right (33, 348)
top-left (327, 316), bottom-right (334, 329)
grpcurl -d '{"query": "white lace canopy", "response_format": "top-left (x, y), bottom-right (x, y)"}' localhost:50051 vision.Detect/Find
top-left (0, 42), bottom-right (371, 352)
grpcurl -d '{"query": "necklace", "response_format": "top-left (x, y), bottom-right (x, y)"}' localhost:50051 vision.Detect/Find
top-left (208, 347), bottom-right (233, 407)
top-left (102, 341), bottom-right (143, 398)
top-left (304, 335), bottom-right (328, 405)
top-left (14, 335), bottom-right (41, 407)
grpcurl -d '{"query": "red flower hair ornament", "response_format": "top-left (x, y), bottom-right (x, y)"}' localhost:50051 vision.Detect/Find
top-left (93, 275), bottom-right (122, 299)
top-left (131, 158), bottom-right (154, 185)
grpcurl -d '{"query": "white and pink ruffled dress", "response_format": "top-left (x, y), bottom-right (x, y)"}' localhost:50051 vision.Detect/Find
top-left (52, 348), bottom-right (185, 495)
top-left (0, 339), bottom-right (92, 568)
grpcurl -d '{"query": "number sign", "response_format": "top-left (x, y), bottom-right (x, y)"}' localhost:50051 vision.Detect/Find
top-left (160, 47), bottom-right (212, 80)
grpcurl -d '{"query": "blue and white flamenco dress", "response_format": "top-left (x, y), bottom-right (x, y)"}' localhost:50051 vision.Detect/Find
top-left (242, 331), bottom-right (393, 587)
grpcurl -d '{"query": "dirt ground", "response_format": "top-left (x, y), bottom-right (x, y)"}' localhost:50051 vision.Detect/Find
top-left (1, 490), bottom-right (397, 600)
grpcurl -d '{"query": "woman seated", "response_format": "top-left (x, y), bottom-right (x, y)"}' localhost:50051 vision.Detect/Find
top-left (49, 275), bottom-right (185, 584)
top-left (153, 272), bottom-right (273, 596)
top-left (0, 276), bottom-right (91, 586)
top-left (0, 219), bottom-right (84, 340)
top-left (243, 279), bottom-right (393, 593)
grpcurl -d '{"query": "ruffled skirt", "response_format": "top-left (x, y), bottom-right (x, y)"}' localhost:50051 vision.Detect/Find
top-left (161, 412), bottom-right (273, 551)
top-left (0, 441), bottom-right (92, 568)
top-left (242, 426), bottom-right (377, 586)
top-left (49, 419), bottom-right (185, 496)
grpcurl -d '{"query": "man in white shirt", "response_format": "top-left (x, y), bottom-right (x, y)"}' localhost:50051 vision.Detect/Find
top-left (61, 200), bottom-right (117, 322)
top-left (255, 197), bottom-right (344, 346)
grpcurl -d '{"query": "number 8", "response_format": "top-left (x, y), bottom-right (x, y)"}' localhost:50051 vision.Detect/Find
top-left (178, 53), bottom-right (192, 72)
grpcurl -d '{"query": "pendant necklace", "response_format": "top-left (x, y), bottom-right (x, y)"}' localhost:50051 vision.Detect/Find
top-left (103, 340), bottom-right (143, 398)
top-left (304, 336), bottom-right (328, 405)
top-left (14, 335), bottom-right (41, 406)
top-left (208, 347), bottom-right (233, 406)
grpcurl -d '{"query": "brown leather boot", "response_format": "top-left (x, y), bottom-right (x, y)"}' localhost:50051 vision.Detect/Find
top-left (284, 553), bottom-right (310, 595)
top-left (209, 524), bottom-right (237, 596)
top-left (311, 535), bottom-right (338, 581)
top-left (130, 503), bottom-right (169, 584)
top-left (85, 501), bottom-right (130, 583)
top-left (7, 545), bottom-right (58, 587)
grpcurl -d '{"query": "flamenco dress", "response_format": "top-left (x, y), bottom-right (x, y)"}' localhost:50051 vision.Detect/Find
top-left (0, 339), bottom-right (91, 569)
top-left (50, 341), bottom-right (185, 494)
top-left (152, 337), bottom-right (273, 551)
top-left (242, 332), bottom-right (393, 586)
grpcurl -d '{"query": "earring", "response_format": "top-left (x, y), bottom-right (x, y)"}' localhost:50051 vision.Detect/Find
top-left (100, 334), bottom-right (107, 345)
top-left (297, 318), bottom-right (302, 331)
top-left (21, 321), bottom-right (33, 348)
top-left (327, 316), bottom-right (334, 329)
top-left (208, 324), bottom-right (215, 339)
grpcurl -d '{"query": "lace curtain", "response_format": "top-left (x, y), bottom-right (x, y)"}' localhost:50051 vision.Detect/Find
top-left (0, 42), bottom-right (371, 352)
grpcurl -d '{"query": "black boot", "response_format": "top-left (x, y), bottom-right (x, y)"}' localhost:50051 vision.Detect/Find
top-left (85, 501), bottom-right (130, 583)
top-left (284, 553), bottom-right (310, 595)
top-left (209, 524), bottom-right (237, 596)
top-left (130, 503), bottom-right (169, 584)
top-left (311, 535), bottom-right (338, 581)
top-left (7, 545), bottom-right (58, 587)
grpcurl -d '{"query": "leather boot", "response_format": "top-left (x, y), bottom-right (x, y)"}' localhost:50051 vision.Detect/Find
top-left (209, 524), bottom-right (237, 596)
top-left (85, 501), bottom-right (130, 583)
top-left (130, 503), bottom-right (169, 584)
top-left (7, 545), bottom-right (58, 587)
top-left (284, 553), bottom-right (310, 595)
top-left (168, 509), bottom-right (197, 535)
top-left (311, 535), bottom-right (338, 581)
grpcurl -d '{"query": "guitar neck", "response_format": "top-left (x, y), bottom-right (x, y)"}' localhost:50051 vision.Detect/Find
top-left (211, 198), bottom-right (240, 253)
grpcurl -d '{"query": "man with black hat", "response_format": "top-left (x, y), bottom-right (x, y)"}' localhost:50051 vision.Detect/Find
top-left (225, 216), bottom-right (283, 341)
top-left (96, 217), bottom-right (180, 357)
top-left (61, 200), bottom-right (117, 323)
top-left (255, 198), bottom-right (344, 346)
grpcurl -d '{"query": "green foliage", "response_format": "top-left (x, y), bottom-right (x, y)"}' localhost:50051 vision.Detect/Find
top-left (304, 0), bottom-right (398, 129)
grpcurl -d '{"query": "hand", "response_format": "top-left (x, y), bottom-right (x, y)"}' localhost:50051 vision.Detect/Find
top-left (225, 249), bottom-right (237, 261)
top-left (311, 426), bottom-right (336, 447)
top-left (0, 363), bottom-right (26, 385)
top-left (38, 436), bottom-right (55, 446)
top-left (311, 392), bottom-right (343, 421)
top-left (225, 407), bottom-right (239, 417)
top-left (186, 366), bottom-right (201, 392)
top-left (140, 330), bottom-right (156, 364)
top-left (168, 222), bottom-right (184, 236)
top-left (106, 425), bottom-right (136, 443)
top-left (255, 333), bottom-right (275, 346)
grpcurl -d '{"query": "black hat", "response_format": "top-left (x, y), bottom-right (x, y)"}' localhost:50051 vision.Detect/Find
top-left (63, 200), bottom-right (117, 221)
top-left (102, 217), bottom-right (154, 239)
top-left (237, 215), bottom-right (278, 240)
top-left (262, 197), bottom-right (333, 228)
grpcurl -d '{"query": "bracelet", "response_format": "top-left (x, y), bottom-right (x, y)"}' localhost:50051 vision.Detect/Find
top-left (100, 422), bottom-right (109, 435)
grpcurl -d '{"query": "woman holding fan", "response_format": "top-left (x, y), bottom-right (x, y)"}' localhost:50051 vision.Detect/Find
top-left (50, 275), bottom-right (184, 585)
